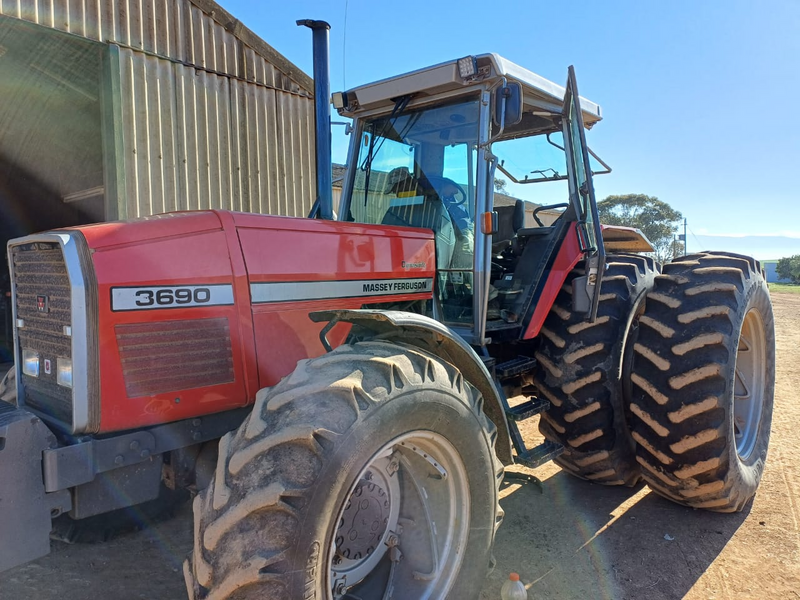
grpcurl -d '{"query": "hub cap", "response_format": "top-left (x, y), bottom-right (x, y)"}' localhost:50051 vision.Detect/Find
top-left (733, 308), bottom-right (767, 460)
top-left (328, 431), bottom-right (470, 599)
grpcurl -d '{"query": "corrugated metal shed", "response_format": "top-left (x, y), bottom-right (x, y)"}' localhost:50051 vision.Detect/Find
top-left (0, 0), bottom-right (316, 220)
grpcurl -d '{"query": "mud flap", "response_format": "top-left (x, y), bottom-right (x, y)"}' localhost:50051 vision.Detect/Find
top-left (0, 402), bottom-right (71, 573)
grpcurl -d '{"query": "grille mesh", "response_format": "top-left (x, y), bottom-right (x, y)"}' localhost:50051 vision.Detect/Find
top-left (11, 243), bottom-right (73, 423)
top-left (116, 318), bottom-right (235, 398)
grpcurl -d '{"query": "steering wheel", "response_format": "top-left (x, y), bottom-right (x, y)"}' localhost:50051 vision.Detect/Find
top-left (423, 176), bottom-right (468, 207)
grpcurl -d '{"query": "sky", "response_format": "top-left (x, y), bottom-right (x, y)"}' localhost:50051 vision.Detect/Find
top-left (221, 0), bottom-right (800, 259)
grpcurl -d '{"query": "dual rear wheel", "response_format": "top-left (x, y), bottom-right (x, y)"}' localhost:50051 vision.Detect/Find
top-left (537, 251), bottom-right (775, 512)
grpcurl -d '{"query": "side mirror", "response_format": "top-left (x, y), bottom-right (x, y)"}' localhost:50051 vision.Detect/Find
top-left (493, 81), bottom-right (523, 129)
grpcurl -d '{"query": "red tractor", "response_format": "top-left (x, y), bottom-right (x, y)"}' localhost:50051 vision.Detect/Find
top-left (0, 21), bottom-right (775, 600)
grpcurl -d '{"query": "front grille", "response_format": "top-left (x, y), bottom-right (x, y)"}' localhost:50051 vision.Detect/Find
top-left (116, 318), bottom-right (235, 398)
top-left (10, 242), bottom-right (73, 423)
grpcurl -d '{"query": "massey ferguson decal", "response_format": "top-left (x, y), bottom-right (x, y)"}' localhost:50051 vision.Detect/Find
top-left (250, 278), bottom-right (433, 304)
top-left (111, 285), bottom-right (235, 311)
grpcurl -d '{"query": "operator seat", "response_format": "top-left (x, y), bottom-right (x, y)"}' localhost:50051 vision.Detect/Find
top-left (382, 196), bottom-right (444, 232)
top-left (491, 199), bottom-right (526, 254)
top-left (381, 194), bottom-right (457, 274)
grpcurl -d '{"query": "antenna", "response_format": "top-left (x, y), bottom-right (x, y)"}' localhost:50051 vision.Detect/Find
top-left (342, 0), bottom-right (349, 89)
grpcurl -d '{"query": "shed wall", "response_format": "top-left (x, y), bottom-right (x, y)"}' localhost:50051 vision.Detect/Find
top-left (112, 47), bottom-right (315, 219)
top-left (1, 1), bottom-right (317, 219)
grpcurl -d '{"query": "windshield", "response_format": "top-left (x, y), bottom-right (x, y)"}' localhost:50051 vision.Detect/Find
top-left (346, 97), bottom-right (481, 325)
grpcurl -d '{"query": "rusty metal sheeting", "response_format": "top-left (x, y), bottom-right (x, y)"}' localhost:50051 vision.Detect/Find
top-left (0, 0), bottom-right (312, 94)
top-left (117, 48), bottom-right (315, 218)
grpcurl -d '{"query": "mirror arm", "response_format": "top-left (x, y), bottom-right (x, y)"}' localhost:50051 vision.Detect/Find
top-left (546, 132), bottom-right (565, 151)
top-left (481, 78), bottom-right (508, 148)
top-left (588, 146), bottom-right (612, 175)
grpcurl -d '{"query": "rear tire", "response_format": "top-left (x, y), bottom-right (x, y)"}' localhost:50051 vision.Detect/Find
top-left (184, 341), bottom-right (503, 600)
top-left (629, 252), bottom-right (775, 511)
top-left (536, 254), bottom-right (658, 485)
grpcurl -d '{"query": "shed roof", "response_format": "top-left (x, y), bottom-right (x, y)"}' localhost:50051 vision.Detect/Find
top-left (0, 0), bottom-right (313, 94)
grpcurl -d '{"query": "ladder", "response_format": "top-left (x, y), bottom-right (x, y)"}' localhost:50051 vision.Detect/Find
top-left (486, 355), bottom-right (564, 469)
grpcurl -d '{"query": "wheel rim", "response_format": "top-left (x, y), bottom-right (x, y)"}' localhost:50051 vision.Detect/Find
top-left (733, 308), bottom-right (767, 460)
top-left (327, 431), bottom-right (470, 600)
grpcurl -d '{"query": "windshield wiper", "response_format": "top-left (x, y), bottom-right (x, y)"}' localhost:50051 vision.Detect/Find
top-left (361, 94), bottom-right (413, 205)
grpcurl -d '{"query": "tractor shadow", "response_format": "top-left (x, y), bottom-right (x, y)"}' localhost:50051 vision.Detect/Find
top-left (482, 469), bottom-right (749, 600)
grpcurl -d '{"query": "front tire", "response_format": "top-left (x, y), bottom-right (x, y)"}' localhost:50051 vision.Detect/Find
top-left (185, 341), bottom-right (503, 600)
top-left (629, 252), bottom-right (775, 511)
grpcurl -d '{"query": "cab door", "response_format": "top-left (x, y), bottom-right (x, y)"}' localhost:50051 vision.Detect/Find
top-left (562, 66), bottom-right (606, 320)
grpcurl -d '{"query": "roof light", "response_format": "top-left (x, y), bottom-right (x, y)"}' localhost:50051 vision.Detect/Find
top-left (457, 56), bottom-right (478, 79)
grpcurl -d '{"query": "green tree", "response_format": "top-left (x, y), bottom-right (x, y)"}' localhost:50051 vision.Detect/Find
top-left (494, 178), bottom-right (508, 192)
top-left (598, 194), bottom-right (683, 262)
top-left (776, 255), bottom-right (800, 283)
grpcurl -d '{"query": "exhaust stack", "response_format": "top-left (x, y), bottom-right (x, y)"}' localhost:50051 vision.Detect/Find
top-left (297, 20), bottom-right (333, 220)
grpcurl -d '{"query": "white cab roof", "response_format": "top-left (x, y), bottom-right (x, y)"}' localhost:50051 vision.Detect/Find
top-left (338, 53), bottom-right (602, 126)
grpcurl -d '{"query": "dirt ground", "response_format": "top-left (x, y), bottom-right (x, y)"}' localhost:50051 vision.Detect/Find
top-left (1, 292), bottom-right (798, 600)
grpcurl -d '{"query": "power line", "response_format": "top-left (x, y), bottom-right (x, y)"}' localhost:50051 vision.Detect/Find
top-left (687, 225), bottom-right (704, 251)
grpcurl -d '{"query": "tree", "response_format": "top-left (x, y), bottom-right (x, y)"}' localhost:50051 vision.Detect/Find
top-left (777, 255), bottom-right (800, 284)
top-left (597, 194), bottom-right (683, 262)
top-left (494, 178), bottom-right (508, 192)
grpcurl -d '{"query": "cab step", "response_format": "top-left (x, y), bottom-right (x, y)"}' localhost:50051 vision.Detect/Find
top-left (514, 440), bottom-right (565, 469)
top-left (495, 355), bottom-right (536, 379)
top-left (505, 397), bottom-right (550, 421)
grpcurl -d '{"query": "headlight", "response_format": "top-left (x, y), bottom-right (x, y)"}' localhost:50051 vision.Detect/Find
top-left (22, 348), bottom-right (39, 377)
top-left (57, 357), bottom-right (73, 388)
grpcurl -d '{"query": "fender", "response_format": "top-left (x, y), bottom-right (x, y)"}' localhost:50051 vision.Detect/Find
top-left (309, 309), bottom-right (514, 465)
top-left (600, 224), bottom-right (655, 253)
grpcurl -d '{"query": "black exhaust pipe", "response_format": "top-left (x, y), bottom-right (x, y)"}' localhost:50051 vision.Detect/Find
top-left (297, 19), bottom-right (333, 220)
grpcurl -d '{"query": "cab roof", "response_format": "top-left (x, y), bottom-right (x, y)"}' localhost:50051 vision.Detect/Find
top-left (336, 53), bottom-right (602, 126)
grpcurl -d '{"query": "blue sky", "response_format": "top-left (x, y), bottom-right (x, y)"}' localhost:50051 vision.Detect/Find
top-left (222, 0), bottom-right (800, 258)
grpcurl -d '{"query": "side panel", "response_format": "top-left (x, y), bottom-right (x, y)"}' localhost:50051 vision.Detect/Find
top-left (77, 211), bottom-right (435, 432)
top-left (78, 213), bottom-right (246, 431)
top-left (232, 213), bottom-right (436, 388)
top-left (89, 223), bottom-right (250, 432)
top-left (523, 222), bottom-right (583, 339)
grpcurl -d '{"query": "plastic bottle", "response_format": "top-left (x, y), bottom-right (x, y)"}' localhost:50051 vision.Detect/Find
top-left (500, 572), bottom-right (528, 600)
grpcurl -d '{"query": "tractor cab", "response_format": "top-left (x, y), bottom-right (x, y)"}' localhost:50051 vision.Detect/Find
top-left (335, 54), bottom-right (607, 345)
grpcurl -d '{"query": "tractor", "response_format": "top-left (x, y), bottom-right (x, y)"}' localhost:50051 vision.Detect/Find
top-left (0, 20), bottom-right (775, 600)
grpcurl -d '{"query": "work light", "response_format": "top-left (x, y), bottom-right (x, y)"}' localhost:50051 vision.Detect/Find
top-left (457, 56), bottom-right (478, 79)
